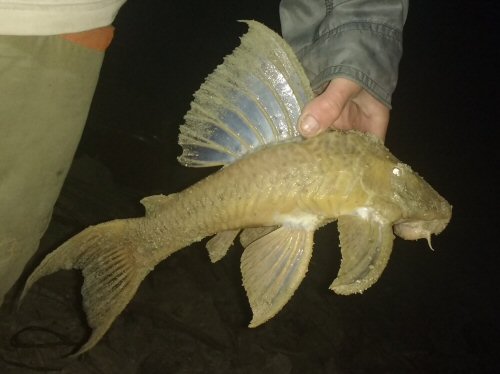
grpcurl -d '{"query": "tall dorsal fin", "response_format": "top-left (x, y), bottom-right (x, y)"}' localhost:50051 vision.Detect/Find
top-left (178, 20), bottom-right (314, 168)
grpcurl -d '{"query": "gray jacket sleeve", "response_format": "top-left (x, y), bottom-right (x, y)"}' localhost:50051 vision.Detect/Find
top-left (279, 0), bottom-right (408, 108)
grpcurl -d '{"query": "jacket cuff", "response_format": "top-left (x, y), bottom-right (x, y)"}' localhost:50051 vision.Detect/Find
top-left (297, 21), bottom-right (403, 108)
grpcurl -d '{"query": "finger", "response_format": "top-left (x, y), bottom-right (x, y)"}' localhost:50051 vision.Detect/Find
top-left (351, 90), bottom-right (390, 141)
top-left (298, 78), bottom-right (361, 137)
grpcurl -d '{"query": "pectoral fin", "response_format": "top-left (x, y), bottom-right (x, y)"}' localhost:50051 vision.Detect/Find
top-left (206, 230), bottom-right (240, 263)
top-left (330, 215), bottom-right (394, 295)
top-left (240, 226), bottom-right (314, 327)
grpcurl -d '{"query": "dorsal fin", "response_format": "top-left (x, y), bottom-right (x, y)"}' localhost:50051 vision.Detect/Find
top-left (178, 20), bottom-right (314, 168)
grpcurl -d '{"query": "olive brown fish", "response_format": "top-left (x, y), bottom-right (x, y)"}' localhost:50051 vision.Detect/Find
top-left (20, 21), bottom-right (452, 355)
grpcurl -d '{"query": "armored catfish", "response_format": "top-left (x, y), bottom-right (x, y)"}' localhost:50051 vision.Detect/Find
top-left (20, 21), bottom-right (452, 355)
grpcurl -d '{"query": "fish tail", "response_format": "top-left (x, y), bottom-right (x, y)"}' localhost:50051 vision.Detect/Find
top-left (19, 219), bottom-right (153, 356)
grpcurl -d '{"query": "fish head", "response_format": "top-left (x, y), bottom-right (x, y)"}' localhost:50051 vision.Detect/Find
top-left (387, 162), bottom-right (452, 244)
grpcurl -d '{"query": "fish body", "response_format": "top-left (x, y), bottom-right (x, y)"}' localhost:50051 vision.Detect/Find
top-left (20, 21), bottom-right (451, 355)
top-left (141, 132), bottom-right (390, 259)
top-left (139, 130), bottom-right (448, 265)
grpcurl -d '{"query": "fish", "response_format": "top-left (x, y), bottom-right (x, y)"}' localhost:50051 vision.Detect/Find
top-left (19, 21), bottom-right (452, 355)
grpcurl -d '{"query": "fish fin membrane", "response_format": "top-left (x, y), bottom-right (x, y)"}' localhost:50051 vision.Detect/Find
top-left (330, 215), bottom-right (394, 295)
top-left (206, 229), bottom-right (240, 263)
top-left (240, 226), bottom-right (314, 327)
top-left (19, 219), bottom-right (152, 356)
top-left (178, 20), bottom-right (314, 168)
top-left (206, 226), bottom-right (279, 263)
top-left (240, 226), bottom-right (278, 248)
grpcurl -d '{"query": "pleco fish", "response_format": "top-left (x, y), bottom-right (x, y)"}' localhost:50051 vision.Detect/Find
top-left (20, 21), bottom-right (452, 355)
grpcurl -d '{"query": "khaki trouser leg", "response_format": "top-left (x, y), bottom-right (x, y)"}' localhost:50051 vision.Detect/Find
top-left (0, 28), bottom-right (112, 304)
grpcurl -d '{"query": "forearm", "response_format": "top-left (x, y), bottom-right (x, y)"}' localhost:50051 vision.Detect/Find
top-left (280, 0), bottom-right (408, 108)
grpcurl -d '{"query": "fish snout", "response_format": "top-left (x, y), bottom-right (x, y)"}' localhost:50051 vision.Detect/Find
top-left (393, 217), bottom-right (450, 242)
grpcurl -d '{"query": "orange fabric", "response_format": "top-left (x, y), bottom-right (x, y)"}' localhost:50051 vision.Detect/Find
top-left (61, 26), bottom-right (115, 51)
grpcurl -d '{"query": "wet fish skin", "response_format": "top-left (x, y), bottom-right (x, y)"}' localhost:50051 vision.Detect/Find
top-left (140, 132), bottom-right (381, 262)
top-left (138, 130), bottom-right (449, 267)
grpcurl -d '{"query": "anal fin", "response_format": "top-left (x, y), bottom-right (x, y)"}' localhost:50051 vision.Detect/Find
top-left (240, 226), bottom-right (314, 327)
top-left (206, 226), bottom-right (280, 263)
top-left (330, 214), bottom-right (394, 295)
top-left (206, 229), bottom-right (240, 263)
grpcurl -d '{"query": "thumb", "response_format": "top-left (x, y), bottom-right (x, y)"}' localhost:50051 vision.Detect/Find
top-left (298, 78), bottom-right (362, 137)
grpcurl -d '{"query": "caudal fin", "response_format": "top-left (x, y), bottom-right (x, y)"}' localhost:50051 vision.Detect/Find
top-left (19, 219), bottom-right (153, 355)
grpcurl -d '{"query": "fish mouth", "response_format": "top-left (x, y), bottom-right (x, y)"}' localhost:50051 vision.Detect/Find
top-left (394, 218), bottom-right (450, 242)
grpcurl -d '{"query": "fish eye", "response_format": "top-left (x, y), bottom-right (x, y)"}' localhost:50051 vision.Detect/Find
top-left (392, 167), bottom-right (402, 176)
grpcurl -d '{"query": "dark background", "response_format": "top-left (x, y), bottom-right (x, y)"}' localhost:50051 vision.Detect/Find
top-left (1, 0), bottom-right (498, 372)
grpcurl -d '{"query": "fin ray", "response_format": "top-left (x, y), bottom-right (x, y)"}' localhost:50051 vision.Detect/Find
top-left (240, 226), bottom-right (278, 248)
top-left (19, 219), bottom-right (153, 355)
top-left (240, 226), bottom-right (314, 327)
top-left (206, 229), bottom-right (240, 263)
top-left (330, 214), bottom-right (395, 295)
top-left (178, 20), bottom-right (313, 168)
top-left (187, 100), bottom-right (253, 150)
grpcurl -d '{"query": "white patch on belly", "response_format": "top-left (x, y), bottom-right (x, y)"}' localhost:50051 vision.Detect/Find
top-left (274, 212), bottom-right (320, 231)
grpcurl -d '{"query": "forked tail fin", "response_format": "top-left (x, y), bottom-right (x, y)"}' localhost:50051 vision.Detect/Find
top-left (19, 219), bottom-right (153, 355)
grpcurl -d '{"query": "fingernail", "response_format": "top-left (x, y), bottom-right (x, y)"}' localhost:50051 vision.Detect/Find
top-left (300, 115), bottom-right (319, 136)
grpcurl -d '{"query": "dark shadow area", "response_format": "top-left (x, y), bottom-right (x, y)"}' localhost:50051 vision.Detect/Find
top-left (1, 0), bottom-right (498, 372)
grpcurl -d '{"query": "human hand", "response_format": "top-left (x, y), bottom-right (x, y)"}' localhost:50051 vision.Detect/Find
top-left (298, 78), bottom-right (390, 141)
